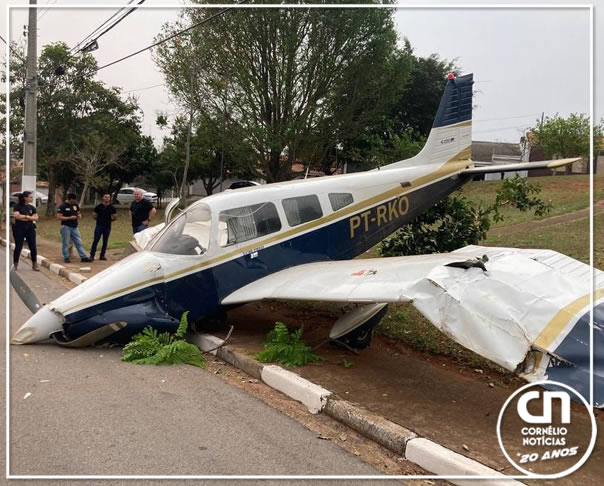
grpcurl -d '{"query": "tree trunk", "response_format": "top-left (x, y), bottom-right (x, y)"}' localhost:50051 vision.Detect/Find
top-left (79, 180), bottom-right (89, 207)
top-left (45, 163), bottom-right (57, 216)
top-left (180, 109), bottom-right (193, 205)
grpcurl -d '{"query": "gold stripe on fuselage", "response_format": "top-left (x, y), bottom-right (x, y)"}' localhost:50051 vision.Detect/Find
top-left (63, 150), bottom-right (473, 314)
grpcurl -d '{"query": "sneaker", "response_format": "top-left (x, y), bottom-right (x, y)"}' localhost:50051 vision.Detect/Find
top-left (81, 257), bottom-right (92, 263)
top-left (100, 256), bottom-right (107, 261)
top-left (64, 258), bottom-right (71, 264)
top-left (13, 262), bottom-right (18, 270)
top-left (32, 262), bottom-right (40, 271)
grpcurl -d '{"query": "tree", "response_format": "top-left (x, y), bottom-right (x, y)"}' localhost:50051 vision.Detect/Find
top-left (3, 42), bottom-right (147, 214)
top-left (157, 113), bottom-right (256, 197)
top-left (528, 113), bottom-right (604, 174)
top-left (379, 176), bottom-right (551, 257)
top-left (154, 3), bottom-right (403, 182)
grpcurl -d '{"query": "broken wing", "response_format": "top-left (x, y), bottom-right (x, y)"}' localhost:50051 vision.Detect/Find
top-left (222, 245), bottom-right (603, 407)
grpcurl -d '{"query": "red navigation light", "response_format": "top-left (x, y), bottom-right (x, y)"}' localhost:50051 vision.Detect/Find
top-left (446, 73), bottom-right (455, 80)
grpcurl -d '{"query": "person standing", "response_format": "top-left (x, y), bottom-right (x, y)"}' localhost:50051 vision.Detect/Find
top-left (130, 188), bottom-right (156, 234)
top-left (12, 191), bottom-right (40, 271)
top-left (57, 193), bottom-right (92, 263)
top-left (90, 194), bottom-right (117, 261)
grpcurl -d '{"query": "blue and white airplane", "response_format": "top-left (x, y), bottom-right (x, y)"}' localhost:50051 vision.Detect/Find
top-left (11, 73), bottom-right (602, 407)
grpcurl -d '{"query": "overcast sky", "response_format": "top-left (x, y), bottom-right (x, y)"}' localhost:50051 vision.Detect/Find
top-left (1, 1), bottom-right (600, 146)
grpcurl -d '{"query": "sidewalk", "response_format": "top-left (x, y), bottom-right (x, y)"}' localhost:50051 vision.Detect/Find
top-left (6, 233), bottom-right (603, 485)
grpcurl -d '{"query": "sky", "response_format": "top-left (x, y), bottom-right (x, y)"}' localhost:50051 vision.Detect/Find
top-left (1, 0), bottom-right (600, 146)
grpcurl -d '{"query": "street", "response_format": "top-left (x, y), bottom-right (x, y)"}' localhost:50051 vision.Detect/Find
top-left (3, 251), bottom-right (406, 483)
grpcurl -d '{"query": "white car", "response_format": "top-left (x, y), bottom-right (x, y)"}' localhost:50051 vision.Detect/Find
top-left (9, 191), bottom-right (48, 207)
top-left (116, 187), bottom-right (158, 205)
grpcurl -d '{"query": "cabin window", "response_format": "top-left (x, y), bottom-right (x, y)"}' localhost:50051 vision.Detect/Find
top-left (329, 193), bottom-right (354, 211)
top-left (150, 204), bottom-right (212, 255)
top-left (219, 202), bottom-right (281, 246)
top-left (282, 195), bottom-right (323, 227)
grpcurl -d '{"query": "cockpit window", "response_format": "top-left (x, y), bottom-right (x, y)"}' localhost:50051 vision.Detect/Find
top-left (219, 202), bottom-right (281, 246)
top-left (150, 204), bottom-right (211, 255)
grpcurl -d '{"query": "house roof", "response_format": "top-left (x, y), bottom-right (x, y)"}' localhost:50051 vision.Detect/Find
top-left (472, 141), bottom-right (521, 162)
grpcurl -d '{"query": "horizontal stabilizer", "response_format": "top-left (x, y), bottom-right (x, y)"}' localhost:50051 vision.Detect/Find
top-left (461, 158), bottom-right (581, 175)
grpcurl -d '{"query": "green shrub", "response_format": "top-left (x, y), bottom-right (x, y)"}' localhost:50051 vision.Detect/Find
top-left (257, 322), bottom-right (322, 368)
top-left (121, 311), bottom-right (206, 368)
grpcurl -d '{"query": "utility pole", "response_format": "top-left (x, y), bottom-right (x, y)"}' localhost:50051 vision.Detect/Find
top-left (22, 0), bottom-right (38, 205)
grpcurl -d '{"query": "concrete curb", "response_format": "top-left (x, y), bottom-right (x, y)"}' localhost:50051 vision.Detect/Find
top-left (189, 334), bottom-right (524, 483)
top-left (1, 237), bottom-right (89, 284)
top-left (2, 239), bottom-right (523, 482)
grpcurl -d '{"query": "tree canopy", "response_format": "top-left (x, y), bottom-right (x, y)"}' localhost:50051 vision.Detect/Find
top-left (153, 3), bottom-right (450, 182)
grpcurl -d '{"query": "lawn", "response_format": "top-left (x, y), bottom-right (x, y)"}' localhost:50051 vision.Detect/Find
top-left (35, 205), bottom-right (166, 250)
top-left (459, 173), bottom-right (603, 228)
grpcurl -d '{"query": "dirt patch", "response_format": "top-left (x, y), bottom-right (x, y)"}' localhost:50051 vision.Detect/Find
top-left (213, 302), bottom-right (604, 486)
top-left (490, 199), bottom-right (604, 236)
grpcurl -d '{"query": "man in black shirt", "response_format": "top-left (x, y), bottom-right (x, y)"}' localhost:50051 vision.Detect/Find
top-left (130, 188), bottom-right (156, 234)
top-left (90, 194), bottom-right (117, 261)
top-left (56, 193), bottom-right (92, 263)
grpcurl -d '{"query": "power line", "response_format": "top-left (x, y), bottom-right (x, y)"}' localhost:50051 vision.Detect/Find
top-left (70, 0), bottom-right (136, 54)
top-left (77, 0), bottom-right (146, 54)
top-left (68, 0), bottom-right (248, 83)
top-left (123, 82), bottom-right (165, 94)
top-left (38, 0), bottom-right (58, 22)
top-left (474, 113), bottom-right (542, 123)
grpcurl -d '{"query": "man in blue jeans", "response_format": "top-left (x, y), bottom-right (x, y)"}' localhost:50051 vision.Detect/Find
top-left (57, 193), bottom-right (92, 263)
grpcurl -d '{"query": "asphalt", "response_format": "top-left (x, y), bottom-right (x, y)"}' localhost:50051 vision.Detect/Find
top-left (2, 250), bottom-right (407, 484)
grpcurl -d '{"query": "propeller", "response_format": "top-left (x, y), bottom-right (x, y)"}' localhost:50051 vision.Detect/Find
top-left (10, 266), bottom-right (42, 314)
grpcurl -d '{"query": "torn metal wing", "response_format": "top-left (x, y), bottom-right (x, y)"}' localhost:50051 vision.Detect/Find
top-left (461, 157), bottom-right (581, 175)
top-left (222, 245), bottom-right (603, 407)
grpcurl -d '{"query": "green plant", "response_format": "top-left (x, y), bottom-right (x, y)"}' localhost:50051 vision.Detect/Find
top-left (256, 322), bottom-right (322, 368)
top-left (340, 360), bottom-right (354, 368)
top-left (379, 176), bottom-right (552, 257)
top-left (121, 311), bottom-right (206, 368)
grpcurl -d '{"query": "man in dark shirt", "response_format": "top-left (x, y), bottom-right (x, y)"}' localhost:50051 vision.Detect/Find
top-left (12, 191), bottom-right (40, 271)
top-left (90, 194), bottom-right (117, 261)
top-left (130, 188), bottom-right (156, 234)
top-left (56, 193), bottom-right (92, 263)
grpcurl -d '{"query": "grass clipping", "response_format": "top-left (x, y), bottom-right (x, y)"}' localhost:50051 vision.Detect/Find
top-left (121, 311), bottom-right (206, 368)
top-left (257, 322), bottom-right (322, 367)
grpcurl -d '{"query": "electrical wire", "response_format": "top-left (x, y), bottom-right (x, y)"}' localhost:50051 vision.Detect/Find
top-left (76, 0), bottom-right (146, 54)
top-left (70, 0), bottom-right (136, 54)
top-left (38, 0), bottom-right (58, 22)
top-left (68, 0), bottom-right (248, 83)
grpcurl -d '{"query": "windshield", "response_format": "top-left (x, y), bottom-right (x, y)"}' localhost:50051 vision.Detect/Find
top-left (150, 204), bottom-right (212, 255)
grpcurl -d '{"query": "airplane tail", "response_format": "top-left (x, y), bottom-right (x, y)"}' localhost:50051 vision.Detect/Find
top-left (381, 73), bottom-right (473, 170)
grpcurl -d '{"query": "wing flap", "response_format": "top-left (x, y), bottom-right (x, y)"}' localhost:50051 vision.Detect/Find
top-left (461, 157), bottom-right (580, 175)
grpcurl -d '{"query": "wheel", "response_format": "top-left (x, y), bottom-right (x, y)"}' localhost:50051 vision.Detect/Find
top-left (337, 325), bottom-right (374, 350)
top-left (193, 311), bottom-right (229, 333)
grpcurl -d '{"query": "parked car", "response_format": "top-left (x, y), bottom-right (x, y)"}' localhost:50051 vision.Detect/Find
top-left (115, 187), bottom-right (158, 204)
top-left (227, 181), bottom-right (261, 190)
top-left (9, 191), bottom-right (48, 207)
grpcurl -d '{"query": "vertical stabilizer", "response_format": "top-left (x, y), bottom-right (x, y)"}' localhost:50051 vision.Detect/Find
top-left (382, 73), bottom-right (473, 170)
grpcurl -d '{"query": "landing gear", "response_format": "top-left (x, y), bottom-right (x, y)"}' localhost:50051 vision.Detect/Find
top-left (329, 303), bottom-right (389, 350)
top-left (193, 310), bottom-right (229, 333)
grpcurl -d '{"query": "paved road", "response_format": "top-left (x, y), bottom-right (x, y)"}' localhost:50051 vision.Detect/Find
top-left (3, 251), bottom-right (403, 484)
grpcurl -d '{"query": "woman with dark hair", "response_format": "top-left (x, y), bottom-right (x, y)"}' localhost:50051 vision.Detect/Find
top-left (12, 191), bottom-right (40, 271)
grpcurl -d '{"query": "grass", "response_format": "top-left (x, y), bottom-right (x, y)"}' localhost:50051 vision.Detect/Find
top-left (460, 174), bottom-right (602, 228)
top-left (35, 205), bottom-right (166, 250)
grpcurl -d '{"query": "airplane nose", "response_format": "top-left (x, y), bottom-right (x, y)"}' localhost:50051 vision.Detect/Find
top-left (11, 305), bottom-right (65, 344)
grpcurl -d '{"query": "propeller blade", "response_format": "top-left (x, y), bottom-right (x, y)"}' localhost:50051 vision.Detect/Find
top-left (10, 267), bottom-right (42, 314)
top-left (51, 321), bottom-right (127, 348)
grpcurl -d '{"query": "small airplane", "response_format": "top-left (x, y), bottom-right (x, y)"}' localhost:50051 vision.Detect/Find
top-left (11, 73), bottom-right (602, 407)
